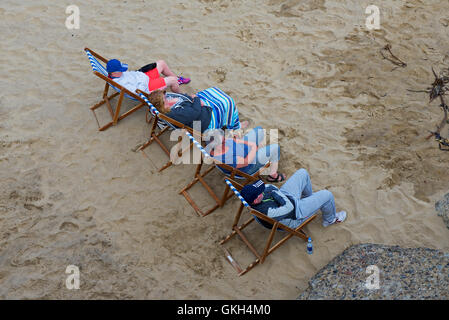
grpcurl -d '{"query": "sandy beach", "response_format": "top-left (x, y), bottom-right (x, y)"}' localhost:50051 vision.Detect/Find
top-left (1, 0), bottom-right (449, 299)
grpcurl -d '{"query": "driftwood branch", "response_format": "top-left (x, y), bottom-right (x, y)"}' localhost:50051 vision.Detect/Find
top-left (380, 44), bottom-right (407, 68)
top-left (424, 67), bottom-right (449, 148)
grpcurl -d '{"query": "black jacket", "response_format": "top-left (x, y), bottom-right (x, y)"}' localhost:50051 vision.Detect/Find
top-left (166, 95), bottom-right (212, 133)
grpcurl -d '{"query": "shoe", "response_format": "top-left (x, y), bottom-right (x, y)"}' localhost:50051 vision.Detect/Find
top-left (322, 211), bottom-right (346, 227)
top-left (177, 76), bottom-right (191, 85)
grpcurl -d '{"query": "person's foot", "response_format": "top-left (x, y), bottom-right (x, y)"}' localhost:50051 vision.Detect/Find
top-left (177, 76), bottom-right (191, 85)
top-left (266, 172), bottom-right (286, 183)
top-left (322, 211), bottom-right (347, 227)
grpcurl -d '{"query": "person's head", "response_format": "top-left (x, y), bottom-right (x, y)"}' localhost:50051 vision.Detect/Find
top-left (106, 59), bottom-right (128, 77)
top-left (148, 90), bottom-right (168, 113)
top-left (240, 180), bottom-right (265, 205)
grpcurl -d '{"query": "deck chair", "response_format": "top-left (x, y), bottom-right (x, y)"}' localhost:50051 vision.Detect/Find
top-left (221, 177), bottom-right (317, 276)
top-left (136, 90), bottom-right (200, 172)
top-left (84, 48), bottom-right (147, 131)
top-left (179, 131), bottom-right (271, 217)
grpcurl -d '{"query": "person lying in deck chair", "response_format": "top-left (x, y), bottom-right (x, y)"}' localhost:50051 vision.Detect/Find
top-left (205, 126), bottom-right (286, 182)
top-left (240, 168), bottom-right (347, 229)
top-left (106, 58), bottom-right (190, 94)
top-left (148, 87), bottom-right (248, 132)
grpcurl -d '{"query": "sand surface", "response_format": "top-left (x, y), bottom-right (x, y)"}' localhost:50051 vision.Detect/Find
top-left (1, 0), bottom-right (449, 299)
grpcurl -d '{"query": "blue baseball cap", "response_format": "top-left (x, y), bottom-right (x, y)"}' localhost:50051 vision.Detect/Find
top-left (240, 179), bottom-right (265, 204)
top-left (106, 59), bottom-right (128, 73)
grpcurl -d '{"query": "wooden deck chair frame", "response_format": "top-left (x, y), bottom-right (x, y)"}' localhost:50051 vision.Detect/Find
top-left (136, 90), bottom-right (202, 172)
top-left (221, 177), bottom-right (317, 276)
top-left (179, 132), bottom-right (271, 217)
top-left (84, 48), bottom-right (148, 131)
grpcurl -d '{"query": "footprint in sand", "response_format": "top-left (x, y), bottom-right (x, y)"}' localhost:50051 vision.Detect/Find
top-left (59, 221), bottom-right (79, 232)
top-left (208, 68), bottom-right (227, 83)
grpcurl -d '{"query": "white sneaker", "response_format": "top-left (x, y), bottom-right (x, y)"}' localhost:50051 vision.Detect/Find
top-left (322, 211), bottom-right (347, 227)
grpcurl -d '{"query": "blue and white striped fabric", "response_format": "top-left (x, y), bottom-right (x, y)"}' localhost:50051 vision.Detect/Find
top-left (138, 92), bottom-right (159, 116)
top-left (85, 50), bottom-right (108, 76)
top-left (225, 178), bottom-right (250, 207)
top-left (225, 178), bottom-right (278, 230)
top-left (184, 131), bottom-right (211, 159)
top-left (85, 49), bottom-right (137, 101)
top-left (197, 87), bottom-right (241, 130)
top-left (138, 92), bottom-right (177, 130)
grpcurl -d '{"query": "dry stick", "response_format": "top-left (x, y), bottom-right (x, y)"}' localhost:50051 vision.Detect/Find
top-left (418, 67), bottom-right (449, 141)
top-left (407, 89), bottom-right (431, 94)
top-left (426, 94), bottom-right (448, 140)
top-left (380, 44), bottom-right (407, 68)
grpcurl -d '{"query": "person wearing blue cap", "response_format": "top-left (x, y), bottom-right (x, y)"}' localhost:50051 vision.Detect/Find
top-left (106, 58), bottom-right (190, 94)
top-left (240, 169), bottom-right (347, 229)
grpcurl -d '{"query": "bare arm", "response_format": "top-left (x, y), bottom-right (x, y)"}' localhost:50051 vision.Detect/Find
top-left (235, 140), bottom-right (258, 168)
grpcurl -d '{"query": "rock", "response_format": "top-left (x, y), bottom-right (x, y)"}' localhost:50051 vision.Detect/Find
top-left (435, 193), bottom-right (449, 229)
top-left (298, 244), bottom-right (449, 300)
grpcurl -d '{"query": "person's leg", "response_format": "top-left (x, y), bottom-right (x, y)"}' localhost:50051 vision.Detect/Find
top-left (163, 76), bottom-right (181, 93)
top-left (155, 60), bottom-right (177, 77)
top-left (280, 168), bottom-right (312, 199)
top-left (296, 189), bottom-right (336, 224)
top-left (279, 217), bottom-right (306, 229)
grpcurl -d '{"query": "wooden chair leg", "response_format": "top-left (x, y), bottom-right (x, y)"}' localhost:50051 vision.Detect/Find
top-left (220, 216), bottom-right (254, 245)
top-left (261, 222), bottom-right (278, 264)
top-left (180, 189), bottom-right (205, 217)
top-left (159, 138), bottom-right (193, 172)
top-left (223, 248), bottom-right (243, 274)
top-left (139, 119), bottom-right (166, 152)
top-left (90, 88), bottom-right (144, 131)
top-left (179, 164), bottom-right (222, 217)
top-left (102, 83), bottom-right (114, 118)
top-left (112, 91), bottom-right (124, 125)
top-left (239, 258), bottom-right (261, 276)
top-left (116, 102), bottom-right (145, 122)
top-left (91, 109), bottom-right (101, 129)
top-left (222, 212), bottom-right (316, 276)
top-left (146, 110), bottom-right (153, 124)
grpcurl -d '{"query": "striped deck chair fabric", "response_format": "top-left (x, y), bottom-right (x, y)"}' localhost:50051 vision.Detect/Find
top-left (197, 87), bottom-right (241, 130)
top-left (85, 50), bottom-right (137, 101)
top-left (225, 178), bottom-right (250, 207)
